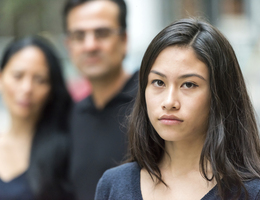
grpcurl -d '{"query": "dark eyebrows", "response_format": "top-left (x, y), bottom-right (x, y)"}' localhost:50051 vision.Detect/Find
top-left (150, 70), bottom-right (166, 78)
top-left (178, 74), bottom-right (206, 81)
top-left (150, 70), bottom-right (206, 81)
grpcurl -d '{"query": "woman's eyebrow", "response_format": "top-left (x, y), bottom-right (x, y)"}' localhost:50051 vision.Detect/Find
top-left (150, 70), bottom-right (206, 81)
top-left (178, 73), bottom-right (206, 81)
top-left (150, 70), bottom-right (166, 78)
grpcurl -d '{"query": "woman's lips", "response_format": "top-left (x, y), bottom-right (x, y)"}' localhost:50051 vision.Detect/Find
top-left (159, 115), bottom-right (183, 125)
top-left (17, 101), bottom-right (32, 108)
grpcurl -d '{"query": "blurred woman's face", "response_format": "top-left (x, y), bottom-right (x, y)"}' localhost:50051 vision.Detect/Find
top-left (145, 46), bottom-right (210, 143)
top-left (0, 46), bottom-right (51, 120)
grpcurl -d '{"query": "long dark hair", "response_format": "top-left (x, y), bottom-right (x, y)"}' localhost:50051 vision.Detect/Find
top-left (127, 18), bottom-right (260, 200)
top-left (0, 36), bottom-right (74, 200)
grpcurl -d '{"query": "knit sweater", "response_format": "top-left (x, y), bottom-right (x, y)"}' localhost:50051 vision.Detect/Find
top-left (95, 162), bottom-right (260, 200)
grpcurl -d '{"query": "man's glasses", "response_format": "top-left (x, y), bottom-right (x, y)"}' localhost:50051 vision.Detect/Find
top-left (67, 28), bottom-right (123, 43)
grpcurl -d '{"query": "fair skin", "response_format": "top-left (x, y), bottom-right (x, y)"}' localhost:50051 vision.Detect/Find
top-left (0, 46), bottom-right (51, 182)
top-left (142, 46), bottom-right (214, 200)
top-left (66, 0), bottom-right (129, 109)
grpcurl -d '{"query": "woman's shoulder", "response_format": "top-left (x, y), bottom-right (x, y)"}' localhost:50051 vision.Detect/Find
top-left (95, 162), bottom-right (142, 200)
top-left (245, 178), bottom-right (260, 186)
top-left (244, 178), bottom-right (260, 199)
top-left (106, 161), bottom-right (139, 174)
top-left (100, 162), bottom-right (140, 184)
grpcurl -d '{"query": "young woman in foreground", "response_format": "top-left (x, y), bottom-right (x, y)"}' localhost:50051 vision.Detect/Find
top-left (95, 18), bottom-right (260, 200)
top-left (0, 36), bottom-right (74, 199)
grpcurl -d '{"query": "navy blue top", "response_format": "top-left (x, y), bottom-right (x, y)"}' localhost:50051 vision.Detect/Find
top-left (0, 171), bottom-right (34, 200)
top-left (95, 162), bottom-right (260, 200)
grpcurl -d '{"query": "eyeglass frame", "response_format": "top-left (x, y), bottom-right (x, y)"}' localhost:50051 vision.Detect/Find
top-left (67, 27), bottom-right (124, 43)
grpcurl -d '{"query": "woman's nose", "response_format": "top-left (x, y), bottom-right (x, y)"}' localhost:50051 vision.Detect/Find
top-left (161, 87), bottom-right (180, 110)
top-left (20, 78), bottom-right (33, 94)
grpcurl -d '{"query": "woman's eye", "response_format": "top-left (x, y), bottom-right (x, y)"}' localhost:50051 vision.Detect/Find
top-left (34, 77), bottom-right (49, 84)
top-left (152, 80), bottom-right (165, 87)
top-left (13, 73), bottom-right (22, 80)
top-left (182, 82), bottom-right (198, 88)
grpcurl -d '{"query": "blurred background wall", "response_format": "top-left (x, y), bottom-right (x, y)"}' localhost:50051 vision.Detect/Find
top-left (0, 0), bottom-right (260, 131)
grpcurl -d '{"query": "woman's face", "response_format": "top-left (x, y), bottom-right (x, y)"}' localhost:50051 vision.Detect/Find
top-left (0, 46), bottom-right (51, 120)
top-left (145, 46), bottom-right (210, 143)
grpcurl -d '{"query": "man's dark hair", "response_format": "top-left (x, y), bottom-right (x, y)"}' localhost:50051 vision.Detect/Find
top-left (63, 0), bottom-right (127, 32)
top-left (127, 18), bottom-right (260, 200)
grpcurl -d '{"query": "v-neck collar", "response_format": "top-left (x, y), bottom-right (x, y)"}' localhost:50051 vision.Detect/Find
top-left (135, 163), bottom-right (218, 200)
top-left (0, 170), bottom-right (27, 184)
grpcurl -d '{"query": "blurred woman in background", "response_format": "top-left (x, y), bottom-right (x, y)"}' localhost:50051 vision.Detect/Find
top-left (0, 36), bottom-right (74, 200)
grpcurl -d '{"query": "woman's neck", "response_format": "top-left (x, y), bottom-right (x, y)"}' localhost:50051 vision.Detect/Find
top-left (6, 116), bottom-right (36, 139)
top-left (141, 136), bottom-right (216, 200)
top-left (160, 136), bottom-right (206, 176)
top-left (0, 116), bottom-right (36, 182)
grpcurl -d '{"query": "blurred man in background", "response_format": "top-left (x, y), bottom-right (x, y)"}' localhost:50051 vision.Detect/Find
top-left (63, 0), bottom-right (138, 199)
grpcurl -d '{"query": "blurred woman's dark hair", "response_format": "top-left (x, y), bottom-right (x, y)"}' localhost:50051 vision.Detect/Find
top-left (127, 18), bottom-right (260, 200)
top-left (0, 36), bottom-right (74, 200)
